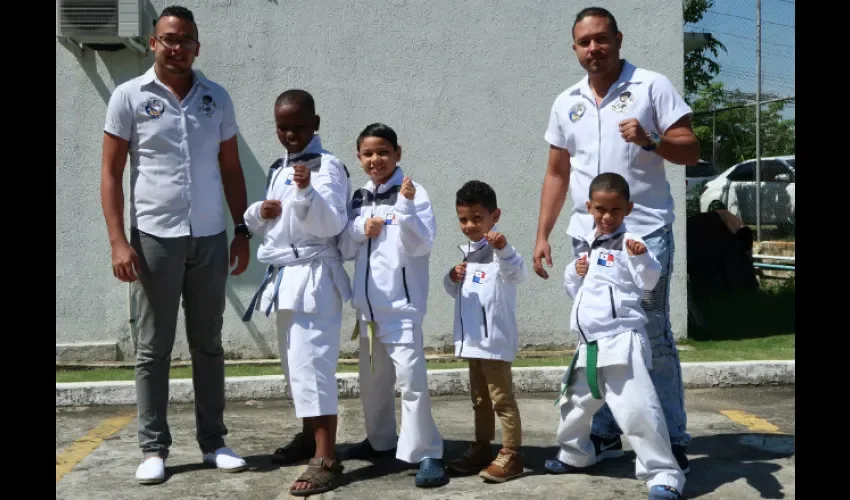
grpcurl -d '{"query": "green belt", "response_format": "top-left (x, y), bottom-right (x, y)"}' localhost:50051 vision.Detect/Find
top-left (555, 341), bottom-right (602, 405)
top-left (351, 320), bottom-right (377, 373)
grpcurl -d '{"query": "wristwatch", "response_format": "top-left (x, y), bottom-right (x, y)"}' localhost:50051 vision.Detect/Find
top-left (642, 132), bottom-right (661, 152)
top-left (234, 223), bottom-right (253, 239)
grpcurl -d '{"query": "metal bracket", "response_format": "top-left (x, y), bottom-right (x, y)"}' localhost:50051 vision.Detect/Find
top-left (56, 36), bottom-right (83, 58)
top-left (120, 37), bottom-right (148, 55)
top-left (56, 36), bottom-right (147, 56)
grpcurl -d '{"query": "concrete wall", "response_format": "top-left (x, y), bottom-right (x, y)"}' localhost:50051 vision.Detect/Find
top-left (56, 0), bottom-right (688, 361)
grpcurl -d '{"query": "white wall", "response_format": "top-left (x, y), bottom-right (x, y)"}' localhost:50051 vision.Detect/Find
top-left (56, 0), bottom-right (688, 360)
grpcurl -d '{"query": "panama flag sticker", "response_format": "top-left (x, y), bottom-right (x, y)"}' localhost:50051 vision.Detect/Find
top-left (472, 270), bottom-right (486, 283)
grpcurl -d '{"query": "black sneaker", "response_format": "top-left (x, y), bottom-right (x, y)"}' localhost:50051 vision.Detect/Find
top-left (345, 438), bottom-right (397, 461)
top-left (672, 445), bottom-right (690, 475)
top-left (589, 434), bottom-right (625, 462)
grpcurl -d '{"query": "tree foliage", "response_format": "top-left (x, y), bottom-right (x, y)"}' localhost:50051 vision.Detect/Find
top-left (683, 0), bottom-right (727, 98)
top-left (690, 82), bottom-right (795, 170)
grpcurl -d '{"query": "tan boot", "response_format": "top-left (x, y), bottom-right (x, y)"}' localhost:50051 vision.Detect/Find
top-left (479, 448), bottom-right (524, 483)
top-left (449, 441), bottom-right (494, 474)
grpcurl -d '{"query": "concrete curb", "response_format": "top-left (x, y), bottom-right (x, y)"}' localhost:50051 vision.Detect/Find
top-left (56, 360), bottom-right (794, 407)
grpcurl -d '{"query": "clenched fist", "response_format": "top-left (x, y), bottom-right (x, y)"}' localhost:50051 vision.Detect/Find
top-left (261, 200), bottom-right (282, 219)
top-left (575, 254), bottom-right (588, 277)
top-left (626, 239), bottom-right (647, 256)
top-left (364, 216), bottom-right (386, 238)
top-left (450, 261), bottom-right (467, 283)
top-left (293, 164), bottom-right (311, 189)
top-left (618, 118), bottom-right (651, 148)
top-left (485, 231), bottom-right (507, 250)
top-left (401, 176), bottom-right (416, 200)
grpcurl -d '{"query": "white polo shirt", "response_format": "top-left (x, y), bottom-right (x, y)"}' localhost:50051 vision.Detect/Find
top-left (104, 66), bottom-right (239, 238)
top-left (544, 60), bottom-right (692, 238)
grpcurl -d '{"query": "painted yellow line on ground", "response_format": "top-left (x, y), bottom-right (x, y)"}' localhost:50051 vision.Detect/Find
top-left (56, 413), bottom-right (135, 483)
top-left (720, 410), bottom-right (782, 433)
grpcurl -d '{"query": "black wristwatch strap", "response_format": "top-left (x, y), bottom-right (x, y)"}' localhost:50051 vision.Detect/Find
top-left (641, 132), bottom-right (661, 152)
top-left (234, 223), bottom-right (253, 239)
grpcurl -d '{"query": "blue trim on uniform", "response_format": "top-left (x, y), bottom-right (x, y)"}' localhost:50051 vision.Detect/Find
top-left (242, 265), bottom-right (285, 322)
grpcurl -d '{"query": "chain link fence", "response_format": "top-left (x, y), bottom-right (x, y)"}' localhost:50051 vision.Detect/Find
top-left (683, 1), bottom-right (794, 334)
top-left (684, 0), bottom-right (795, 252)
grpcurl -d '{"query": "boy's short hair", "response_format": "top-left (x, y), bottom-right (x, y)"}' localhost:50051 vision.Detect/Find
top-left (275, 89), bottom-right (316, 115)
top-left (456, 180), bottom-right (498, 213)
top-left (589, 172), bottom-right (630, 201)
top-left (357, 123), bottom-right (399, 151)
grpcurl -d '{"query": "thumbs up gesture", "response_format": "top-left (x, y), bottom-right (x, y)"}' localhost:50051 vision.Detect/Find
top-left (401, 176), bottom-right (416, 200)
top-left (576, 254), bottom-right (589, 277)
top-left (293, 164), bottom-right (311, 189)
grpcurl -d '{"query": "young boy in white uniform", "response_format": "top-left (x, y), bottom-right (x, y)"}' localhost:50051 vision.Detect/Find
top-left (544, 173), bottom-right (685, 500)
top-left (443, 180), bottom-right (527, 482)
top-left (338, 123), bottom-right (448, 488)
top-left (242, 89), bottom-right (351, 497)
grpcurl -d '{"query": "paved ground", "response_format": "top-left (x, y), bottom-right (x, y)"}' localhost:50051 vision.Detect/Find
top-left (56, 386), bottom-right (795, 499)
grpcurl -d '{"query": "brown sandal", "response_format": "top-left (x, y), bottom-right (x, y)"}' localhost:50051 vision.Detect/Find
top-left (289, 457), bottom-right (345, 496)
top-left (271, 432), bottom-right (315, 465)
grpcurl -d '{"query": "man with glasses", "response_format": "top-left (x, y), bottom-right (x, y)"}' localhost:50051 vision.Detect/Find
top-left (100, 5), bottom-right (250, 484)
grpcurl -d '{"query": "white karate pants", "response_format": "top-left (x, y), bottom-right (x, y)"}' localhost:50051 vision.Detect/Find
top-left (276, 310), bottom-right (341, 418)
top-left (555, 334), bottom-right (685, 493)
top-left (357, 321), bottom-right (443, 463)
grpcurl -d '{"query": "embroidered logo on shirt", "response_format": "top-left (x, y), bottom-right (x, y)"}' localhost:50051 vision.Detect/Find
top-left (385, 213), bottom-right (398, 225)
top-left (611, 90), bottom-right (635, 114)
top-left (143, 97), bottom-right (165, 119)
top-left (472, 270), bottom-right (486, 283)
top-left (569, 102), bottom-right (586, 122)
top-left (197, 95), bottom-right (217, 117)
top-left (596, 252), bottom-right (615, 267)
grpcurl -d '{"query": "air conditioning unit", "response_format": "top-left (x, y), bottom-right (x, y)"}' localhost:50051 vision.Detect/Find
top-left (56, 0), bottom-right (147, 56)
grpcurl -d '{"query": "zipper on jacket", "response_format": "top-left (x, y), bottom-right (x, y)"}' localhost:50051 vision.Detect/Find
top-left (608, 285), bottom-right (617, 319)
top-left (481, 306), bottom-right (488, 338)
top-left (457, 245), bottom-right (469, 358)
top-left (291, 244), bottom-right (299, 259)
top-left (364, 236), bottom-right (375, 321)
top-left (575, 292), bottom-right (590, 344)
top-left (402, 267), bottom-right (411, 304)
top-left (363, 201), bottom-right (377, 322)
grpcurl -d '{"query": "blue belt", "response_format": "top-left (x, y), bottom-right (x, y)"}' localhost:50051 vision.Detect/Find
top-left (242, 264), bottom-right (285, 322)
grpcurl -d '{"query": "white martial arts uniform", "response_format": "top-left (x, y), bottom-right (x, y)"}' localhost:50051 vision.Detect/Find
top-left (338, 166), bottom-right (443, 463)
top-left (244, 134), bottom-right (352, 419)
top-left (442, 224), bottom-right (527, 362)
top-left (555, 223), bottom-right (685, 493)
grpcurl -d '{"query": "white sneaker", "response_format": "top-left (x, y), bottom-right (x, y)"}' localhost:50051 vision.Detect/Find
top-left (135, 456), bottom-right (166, 485)
top-left (202, 447), bottom-right (248, 473)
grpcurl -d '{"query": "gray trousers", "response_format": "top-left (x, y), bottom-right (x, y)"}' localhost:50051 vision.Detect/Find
top-left (131, 227), bottom-right (229, 456)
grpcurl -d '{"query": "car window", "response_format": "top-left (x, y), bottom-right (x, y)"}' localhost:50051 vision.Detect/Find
top-left (785, 159), bottom-right (795, 169)
top-left (760, 160), bottom-right (790, 182)
top-left (727, 162), bottom-right (755, 182)
top-left (687, 161), bottom-right (716, 177)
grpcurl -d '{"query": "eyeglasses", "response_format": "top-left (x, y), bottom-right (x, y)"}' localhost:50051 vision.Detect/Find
top-left (154, 36), bottom-right (198, 50)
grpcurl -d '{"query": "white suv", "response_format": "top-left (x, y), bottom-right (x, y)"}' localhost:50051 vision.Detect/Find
top-left (699, 155), bottom-right (795, 227)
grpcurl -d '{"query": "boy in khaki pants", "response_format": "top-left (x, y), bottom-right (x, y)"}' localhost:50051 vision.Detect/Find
top-left (444, 180), bottom-right (527, 482)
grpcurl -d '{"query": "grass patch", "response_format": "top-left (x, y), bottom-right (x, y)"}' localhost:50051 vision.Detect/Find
top-left (57, 280), bottom-right (795, 384)
top-left (688, 278), bottom-right (795, 342)
top-left (56, 333), bottom-right (794, 384)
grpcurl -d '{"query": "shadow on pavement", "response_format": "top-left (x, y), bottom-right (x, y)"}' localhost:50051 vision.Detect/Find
top-left (329, 432), bottom-right (793, 498)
